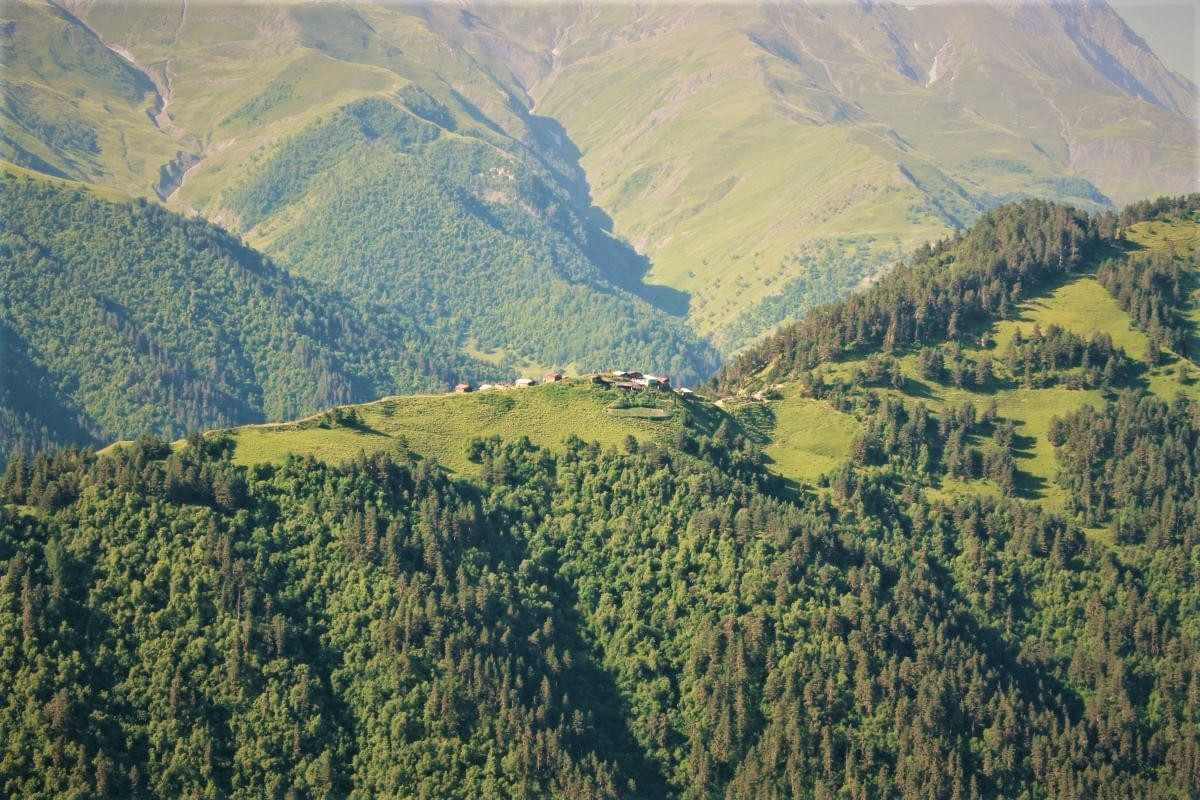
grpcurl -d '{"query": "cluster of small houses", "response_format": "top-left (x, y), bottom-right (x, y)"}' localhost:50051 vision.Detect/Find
top-left (453, 370), bottom-right (697, 398)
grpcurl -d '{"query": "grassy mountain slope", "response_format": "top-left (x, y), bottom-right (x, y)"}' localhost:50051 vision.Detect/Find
top-left (0, 173), bottom-right (500, 464)
top-left (60, 0), bottom-right (720, 382)
top-left (509, 0), bottom-right (1199, 341)
top-left (216, 379), bottom-right (718, 476)
top-left (0, 0), bottom-right (180, 193)
top-left (8, 0), bottom-right (1195, 362)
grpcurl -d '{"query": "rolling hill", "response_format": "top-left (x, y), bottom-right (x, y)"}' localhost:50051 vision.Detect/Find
top-left (140, 377), bottom-right (722, 478)
top-left (159, 196), bottom-right (1199, 535)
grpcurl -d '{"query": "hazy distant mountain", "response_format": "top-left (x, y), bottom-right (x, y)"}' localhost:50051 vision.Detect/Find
top-left (3, 0), bottom-right (1195, 356)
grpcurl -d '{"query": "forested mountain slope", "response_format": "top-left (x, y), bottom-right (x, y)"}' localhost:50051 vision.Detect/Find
top-left (3, 193), bottom-right (1200, 796)
top-left (5, 0), bottom-right (1195, 355)
top-left (2, 383), bottom-right (1197, 797)
top-left (716, 196), bottom-right (1199, 392)
top-left (0, 175), bottom-right (499, 465)
top-left (221, 94), bottom-right (720, 383)
top-left (715, 195), bottom-right (1200, 521)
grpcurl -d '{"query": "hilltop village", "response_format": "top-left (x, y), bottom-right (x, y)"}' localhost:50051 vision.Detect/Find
top-left (454, 370), bottom-right (698, 398)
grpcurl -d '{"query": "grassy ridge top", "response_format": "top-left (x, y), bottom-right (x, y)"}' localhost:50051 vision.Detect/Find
top-left (209, 380), bottom-right (719, 475)
top-left (126, 213), bottom-right (1199, 511)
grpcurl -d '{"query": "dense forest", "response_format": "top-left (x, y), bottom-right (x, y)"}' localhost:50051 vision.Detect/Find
top-left (1050, 392), bottom-right (1199, 543)
top-left (1096, 249), bottom-right (1193, 362)
top-left (1, 397), bottom-right (1197, 798)
top-left (225, 97), bottom-right (720, 385)
top-left (0, 176), bottom-right (503, 465)
top-left (4, 169), bottom-right (1200, 797)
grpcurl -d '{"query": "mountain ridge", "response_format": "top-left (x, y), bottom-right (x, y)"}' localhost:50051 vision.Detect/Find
top-left (3, 195), bottom-right (1198, 797)
top-left (5, 0), bottom-right (1195, 361)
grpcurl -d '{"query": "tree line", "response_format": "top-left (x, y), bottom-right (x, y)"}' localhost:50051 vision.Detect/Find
top-left (714, 195), bottom-right (1200, 395)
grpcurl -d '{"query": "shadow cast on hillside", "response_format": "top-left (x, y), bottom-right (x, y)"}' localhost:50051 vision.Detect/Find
top-left (520, 525), bottom-right (674, 793)
top-left (1009, 429), bottom-right (1050, 500)
top-left (0, 320), bottom-right (98, 448)
top-left (524, 113), bottom-right (693, 318)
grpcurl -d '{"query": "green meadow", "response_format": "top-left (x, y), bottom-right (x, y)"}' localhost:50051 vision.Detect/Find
top-left (221, 381), bottom-right (699, 475)
top-left (728, 390), bottom-right (860, 484)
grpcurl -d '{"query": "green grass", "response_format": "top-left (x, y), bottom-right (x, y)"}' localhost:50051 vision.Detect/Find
top-left (1125, 216), bottom-right (1200, 256)
top-left (823, 363), bottom-right (1109, 510)
top-left (758, 216), bottom-right (1200, 511)
top-left (462, 340), bottom-right (579, 381)
top-left (537, 33), bottom-right (951, 335)
top-left (995, 276), bottom-right (1150, 359)
top-left (728, 388), bottom-right (859, 484)
top-left (763, 394), bottom-right (859, 483)
top-left (222, 381), bottom-right (696, 474)
top-left (924, 477), bottom-right (1002, 505)
top-left (528, 3), bottom-right (1178, 337)
top-left (608, 406), bottom-right (673, 419)
top-left (929, 382), bottom-right (1104, 509)
top-left (0, 160), bottom-right (129, 202)
top-left (0, 0), bottom-right (180, 197)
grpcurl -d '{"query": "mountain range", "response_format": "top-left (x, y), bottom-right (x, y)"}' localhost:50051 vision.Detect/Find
top-left (4, 0), bottom-right (1196, 360)
top-left (3, 187), bottom-right (1198, 799)
top-left (4, 3), bottom-right (1200, 795)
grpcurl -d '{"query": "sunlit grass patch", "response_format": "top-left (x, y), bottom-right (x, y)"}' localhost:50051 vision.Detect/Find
top-left (222, 382), bottom-right (695, 473)
top-left (759, 390), bottom-right (859, 483)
